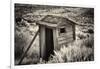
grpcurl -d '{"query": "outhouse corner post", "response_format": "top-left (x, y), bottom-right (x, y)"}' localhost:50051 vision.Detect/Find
top-left (39, 25), bottom-right (46, 60)
top-left (53, 28), bottom-right (58, 50)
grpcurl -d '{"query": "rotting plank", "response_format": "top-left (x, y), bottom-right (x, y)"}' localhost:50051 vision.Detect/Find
top-left (58, 35), bottom-right (73, 41)
top-left (58, 38), bottom-right (73, 45)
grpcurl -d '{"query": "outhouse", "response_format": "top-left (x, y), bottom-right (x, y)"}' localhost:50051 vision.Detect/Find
top-left (36, 15), bottom-right (76, 61)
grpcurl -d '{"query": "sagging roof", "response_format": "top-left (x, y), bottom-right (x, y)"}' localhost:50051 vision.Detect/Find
top-left (37, 15), bottom-right (76, 28)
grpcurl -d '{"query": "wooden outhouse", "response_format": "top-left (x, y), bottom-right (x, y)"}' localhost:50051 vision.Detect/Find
top-left (37, 15), bottom-right (76, 61)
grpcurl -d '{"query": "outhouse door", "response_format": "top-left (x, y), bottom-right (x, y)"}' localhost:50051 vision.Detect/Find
top-left (45, 28), bottom-right (54, 61)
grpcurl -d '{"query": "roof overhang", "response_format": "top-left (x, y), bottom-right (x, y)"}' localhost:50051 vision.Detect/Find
top-left (36, 21), bottom-right (57, 28)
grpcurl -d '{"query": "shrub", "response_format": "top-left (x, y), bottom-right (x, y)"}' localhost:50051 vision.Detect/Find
top-left (15, 32), bottom-right (27, 60)
top-left (47, 39), bottom-right (94, 63)
top-left (83, 35), bottom-right (94, 48)
top-left (88, 29), bottom-right (94, 34)
top-left (77, 33), bottom-right (87, 39)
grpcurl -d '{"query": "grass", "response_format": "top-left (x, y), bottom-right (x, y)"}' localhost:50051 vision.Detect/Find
top-left (47, 38), bottom-right (94, 63)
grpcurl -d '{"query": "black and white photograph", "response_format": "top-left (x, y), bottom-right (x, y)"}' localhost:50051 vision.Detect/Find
top-left (14, 3), bottom-right (94, 65)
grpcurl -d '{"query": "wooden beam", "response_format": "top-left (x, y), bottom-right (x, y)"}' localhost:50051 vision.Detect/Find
top-left (39, 26), bottom-right (46, 60)
top-left (53, 29), bottom-right (58, 50)
top-left (37, 21), bottom-right (57, 28)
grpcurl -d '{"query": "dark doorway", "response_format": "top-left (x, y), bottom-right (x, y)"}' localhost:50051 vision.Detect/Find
top-left (45, 28), bottom-right (54, 61)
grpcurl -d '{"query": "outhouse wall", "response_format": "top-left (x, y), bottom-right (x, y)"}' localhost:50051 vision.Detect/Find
top-left (54, 22), bottom-right (75, 50)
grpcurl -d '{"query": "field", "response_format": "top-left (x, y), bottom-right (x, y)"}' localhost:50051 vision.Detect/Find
top-left (15, 4), bottom-right (94, 65)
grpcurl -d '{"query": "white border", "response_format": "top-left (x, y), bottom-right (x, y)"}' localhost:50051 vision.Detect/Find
top-left (11, 0), bottom-right (96, 69)
top-left (11, 0), bottom-right (95, 8)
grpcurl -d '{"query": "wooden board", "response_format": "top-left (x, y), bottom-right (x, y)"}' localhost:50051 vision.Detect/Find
top-left (37, 21), bottom-right (57, 28)
top-left (58, 31), bottom-right (73, 37)
top-left (39, 26), bottom-right (46, 59)
top-left (57, 31), bottom-right (73, 45)
top-left (53, 29), bottom-right (58, 50)
top-left (58, 38), bottom-right (73, 45)
top-left (58, 35), bottom-right (73, 41)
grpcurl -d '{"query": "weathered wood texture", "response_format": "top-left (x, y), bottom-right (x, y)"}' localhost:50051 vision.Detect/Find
top-left (39, 26), bottom-right (54, 61)
top-left (37, 21), bottom-right (57, 28)
top-left (38, 15), bottom-right (76, 61)
top-left (57, 22), bottom-right (74, 45)
top-left (53, 29), bottom-right (58, 50)
top-left (39, 26), bottom-right (46, 59)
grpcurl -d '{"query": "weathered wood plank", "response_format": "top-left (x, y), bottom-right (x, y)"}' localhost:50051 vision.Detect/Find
top-left (39, 26), bottom-right (46, 59)
top-left (66, 27), bottom-right (72, 32)
top-left (37, 21), bottom-right (57, 28)
top-left (58, 35), bottom-right (73, 41)
top-left (53, 29), bottom-right (58, 50)
top-left (58, 38), bottom-right (73, 45)
top-left (58, 31), bottom-right (73, 37)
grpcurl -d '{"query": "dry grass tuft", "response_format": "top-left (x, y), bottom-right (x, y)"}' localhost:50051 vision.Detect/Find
top-left (47, 36), bottom-right (94, 63)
